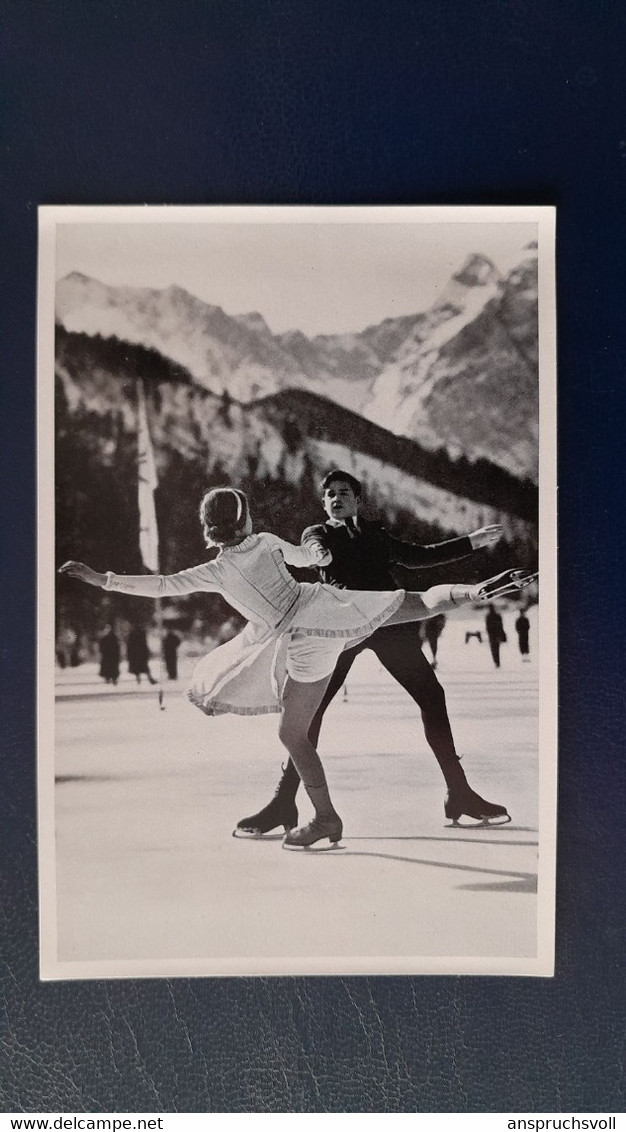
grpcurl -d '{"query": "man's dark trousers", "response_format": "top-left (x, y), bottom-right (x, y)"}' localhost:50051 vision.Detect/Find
top-left (307, 622), bottom-right (459, 779)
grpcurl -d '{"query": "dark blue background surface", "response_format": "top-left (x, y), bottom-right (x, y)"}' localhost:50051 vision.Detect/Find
top-left (2, 0), bottom-right (625, 1112)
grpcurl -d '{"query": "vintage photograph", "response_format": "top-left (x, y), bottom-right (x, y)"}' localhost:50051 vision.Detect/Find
top-left (38, 205), bottom-right (556, 978)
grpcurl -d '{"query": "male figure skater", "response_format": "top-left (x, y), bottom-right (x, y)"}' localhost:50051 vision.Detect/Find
top-left (236, 470), bottom-right (510, 833)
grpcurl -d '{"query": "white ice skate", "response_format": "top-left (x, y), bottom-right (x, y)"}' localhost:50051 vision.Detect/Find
top-left (477, 570), bottom-right (538, 602)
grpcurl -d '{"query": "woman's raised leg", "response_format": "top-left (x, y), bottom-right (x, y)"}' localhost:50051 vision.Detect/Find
top-left (383, 570), bottom-right (535, 627)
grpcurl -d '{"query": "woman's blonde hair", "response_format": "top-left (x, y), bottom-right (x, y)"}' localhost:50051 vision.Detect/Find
top-left (200, 487), bottom-right (250, 547)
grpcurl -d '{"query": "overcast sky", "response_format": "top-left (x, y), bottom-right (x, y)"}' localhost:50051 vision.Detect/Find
top-left (54, 210), bottom-right (537, 336)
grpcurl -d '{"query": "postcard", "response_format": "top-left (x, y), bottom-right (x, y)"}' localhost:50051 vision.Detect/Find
top-left (38, 205), bottom-right (557, 978)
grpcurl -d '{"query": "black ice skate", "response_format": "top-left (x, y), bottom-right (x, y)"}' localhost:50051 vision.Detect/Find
top-left (234, 762), bottom-right (301, 837)
top-left (444, 785), bottom-right (511, 827)
top-left (282, 813), bottom-right (344, 850)
top-left (233, 791), bottom-right (298, 837)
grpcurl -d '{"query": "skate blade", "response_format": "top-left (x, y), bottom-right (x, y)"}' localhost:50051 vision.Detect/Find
top-left (483, 572), bottom-right (538, 600)
top-left (281, 840), bottom-right (344, 852)
top-left (232, 828), bottom-right (286, 840)
top-left (447, 814), bottom-right (512, 829)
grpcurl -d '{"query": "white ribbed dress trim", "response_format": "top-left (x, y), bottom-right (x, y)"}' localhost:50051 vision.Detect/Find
top-left (187, 694), bottom-right (281, 717)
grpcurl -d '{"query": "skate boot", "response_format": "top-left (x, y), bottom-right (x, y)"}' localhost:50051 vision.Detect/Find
top-left (282, 813), bottom-right (343, 850)
top-left (234, 763), bottom-right (299, 837)
top-left (476, 570), bottom-right (538, 601)
top-left (444, 785), bottom-right (511, 827)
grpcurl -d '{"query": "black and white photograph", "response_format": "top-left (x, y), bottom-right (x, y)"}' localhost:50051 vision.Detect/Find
top-left (38, 204), bottom-right (556, 979)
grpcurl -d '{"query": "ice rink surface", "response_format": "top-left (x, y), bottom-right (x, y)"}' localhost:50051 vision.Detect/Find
top-left (48, 608), bottom-right (548, 977)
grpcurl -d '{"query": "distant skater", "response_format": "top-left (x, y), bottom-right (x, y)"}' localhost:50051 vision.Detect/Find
top-left (99, 624), bottom-right (120, 685)
top-left (424, 614), bottom-right (446, 669)
top-left (515, 610), bottom-right (531, 661)
top-left (485, 605), bottom-right (507, 669)
top-left (60, 486), bottom-right (534, 847)
top-left (127, 626), bottom-right (157, 685)
top-left (163, 630), bottom-right (181, 680)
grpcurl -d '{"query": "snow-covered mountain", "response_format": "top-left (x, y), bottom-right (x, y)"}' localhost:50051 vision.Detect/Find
top-left (56, 246), bottom-right (538, 481)
top-left (56, 273), bottom-right (302, 403)
top-left (362, 251), bottom-right (539, 478)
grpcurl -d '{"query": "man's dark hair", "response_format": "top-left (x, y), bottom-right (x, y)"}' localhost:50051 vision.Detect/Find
top-left (320, 469), bottom-right (363, 497)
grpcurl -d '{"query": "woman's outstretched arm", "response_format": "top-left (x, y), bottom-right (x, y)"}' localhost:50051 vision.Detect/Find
top-left (58, 560), bottom-right (219, 597)
top-left (58, 562), bottom-right (107, 587)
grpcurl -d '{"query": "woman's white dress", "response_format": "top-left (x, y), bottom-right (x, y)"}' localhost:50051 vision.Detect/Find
top-left (104, 532), bottom-right (404, 715)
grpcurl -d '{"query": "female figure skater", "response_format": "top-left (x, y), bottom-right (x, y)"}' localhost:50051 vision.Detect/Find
top-left (60, 487), bottom-right (533, 848)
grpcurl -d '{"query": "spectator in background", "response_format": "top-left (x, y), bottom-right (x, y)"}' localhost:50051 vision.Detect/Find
top-left (127, 625), bottom-right (157, 685)
top-left (485, 604), bottom-right (507, 669)
top-left (163, 629), bottom-right (181, 680)
top-left (515, 609), bottom-right (531, 661)
top-left (99, 624), bottom-right (120, 685)
top-left (423, 614), bottom-right (446, 669)
top-left (56, 626), bottom-right (77, 668)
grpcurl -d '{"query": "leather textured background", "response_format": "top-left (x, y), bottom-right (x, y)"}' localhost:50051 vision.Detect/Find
top-left (2, 0), bottom-right (624, 1112)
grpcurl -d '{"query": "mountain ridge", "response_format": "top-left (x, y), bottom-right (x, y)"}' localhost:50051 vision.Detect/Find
top-left (55, 325), bottom-right (537, 537)
top-left (56, 246), bottom-right (539, 481)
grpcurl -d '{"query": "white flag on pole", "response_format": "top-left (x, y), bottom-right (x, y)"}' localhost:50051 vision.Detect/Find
top-left (137, 379), bottom-right (159, 573)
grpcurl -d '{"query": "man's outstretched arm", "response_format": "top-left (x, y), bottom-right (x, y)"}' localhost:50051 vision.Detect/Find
top-left (387, 523), bottom-right (503, 569)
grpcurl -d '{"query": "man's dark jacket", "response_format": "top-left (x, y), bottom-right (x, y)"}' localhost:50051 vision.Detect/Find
top-left (301, 516), bottom-right (473, 591)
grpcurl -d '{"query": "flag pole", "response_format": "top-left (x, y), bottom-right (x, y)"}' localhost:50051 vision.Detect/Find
top-left (136, 377), bottom-right (166, 710)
